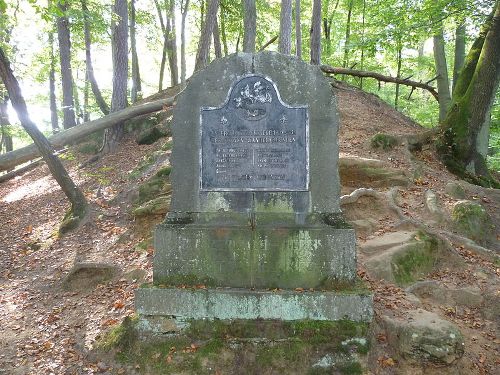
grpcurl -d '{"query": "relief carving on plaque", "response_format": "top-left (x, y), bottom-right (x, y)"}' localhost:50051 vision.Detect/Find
top-left (200, 74), bottom-right (309, 191)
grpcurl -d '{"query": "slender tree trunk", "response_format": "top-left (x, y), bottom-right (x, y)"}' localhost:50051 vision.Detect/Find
top-left (195, 0), bottom-right (220, 71)
top-left (72, 78), bottom-right (82, 124)
top-left (102, 0), bottom-right (128, 153)
top-left (56, 1), bottom-right (76, 129)
top-left (433, 28), bottom-right (452, 122)
top-left (220, 1), bottom-right (228, 55)
top-left (310, 0), bottom-right (321, 64)
top-left (166, 0), bottom-right (179, 86)
top-left (360, 0), bottom-right (366, 89)
top-left (279, 0), bottom-right (293, 54)
top-left (243, 0), bottom-right (256, 53)
top-left (0, 46), bottom-right (87, 218)
top-left (0, 96), bottom-right (13, 152)
top-left (342, 0), bottom-right (353, 69)
top-left (439, 3), bottom-right (500, 180)
top-left (81, 0), bottom-right (109, 115)
top-left (395, 44), bottom-right (402, 109)
top-left (324, 0), bottom-right (340, 56)
top-left (295, 0), bottom-right (301, 59)
top-left (213, 17), bottom-right (222, 58)
top-left (453, 22), bottom-right (466, 92)
top-left (83, 73), bottom-right (90, 122)
top-left (130, 0), bottom-right (142, 102)
top-left (180, 0), bottom-right (190, 84)
top-left (155, 0), bottom-right (168, 91)
top-left (48, 30), bottom-right (60, 133)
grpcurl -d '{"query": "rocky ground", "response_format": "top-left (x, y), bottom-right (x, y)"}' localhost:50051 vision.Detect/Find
top-left (0, 82), bottom-right (498, 374)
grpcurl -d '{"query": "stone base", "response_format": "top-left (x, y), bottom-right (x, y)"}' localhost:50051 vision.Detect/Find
top-left (154, 219), bottom-right (356, 289)
top-left (135, 287), bottom-right (373, 322)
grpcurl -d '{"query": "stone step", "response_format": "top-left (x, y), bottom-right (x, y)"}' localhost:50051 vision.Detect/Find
top-left (359, 231), bottom-right (417, 255)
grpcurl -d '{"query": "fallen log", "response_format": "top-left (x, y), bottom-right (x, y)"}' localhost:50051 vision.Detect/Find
top-left (0, 96), bottom-right (175, 172)
top-left (320, 65), bottom-right (439, 101)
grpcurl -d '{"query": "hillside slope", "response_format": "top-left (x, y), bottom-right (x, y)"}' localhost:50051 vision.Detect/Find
top-left (0, 82), bottom-right (498, 374)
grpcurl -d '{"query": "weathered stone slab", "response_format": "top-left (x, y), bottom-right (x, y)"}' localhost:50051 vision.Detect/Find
top-left (169, 51), bottom-right (340, 214)
top-left (154, 223), bottom-right (356, 288)
top-left (135, 288), bottom-right (373, 322)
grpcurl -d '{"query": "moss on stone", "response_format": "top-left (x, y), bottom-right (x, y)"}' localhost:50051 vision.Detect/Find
top-left (451, 200), bottom-right (494, 244)
top-left (370, 133), bottom-right (398, 150)
top-left (392, 231), bottom-right (439, 286)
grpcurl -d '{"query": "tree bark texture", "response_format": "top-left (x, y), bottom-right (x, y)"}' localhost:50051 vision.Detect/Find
top-left (0, 97), bottom-right (175, 172)
top-left (81, 0), bottom-right (109, 115)
top-left (295, 0), bottom-right (301, 59)
top-left (310, 0), bottom-right (321, 64)
top-left (220, 1), bottom-right (228, 55)
top-left (102, 0), bottom-right (128, 153)
top-left (48, 30), bottom-right (60, 133)
top-left (180, 0), bottom-right (190, 84)
top-left (453, 23), bottom-right (466, 92)
top-left (213, 17), bottom-right (222, 58)
top-left (395, 44), bottom-right (402, 109)
top-left (155, 0), bottom-right (168, 91)
top-left (0, 95), bottom-right (13, 153)
top-left (243, 0), bottom-right (256, 53)
top-left (433, 28), bottom-right (452, 122)
top-left (439, 3), bottom-right (500, 180)
top-left (0, 46), bottom-right (87, 216)
top-left (279, 0), bottom-right (292, 54)
top-left (195, 0), bottom-right (220, 71)
top-left (56, 1), bottom-right (76, 129)
top-left (167, 0), bottom-right (179, 86)
top-left (321, 65), bottom-right (439, 100)
top-left (342, 0), bottom-right (353, 68)
top-left (130, 0), bottom-right (142, 102)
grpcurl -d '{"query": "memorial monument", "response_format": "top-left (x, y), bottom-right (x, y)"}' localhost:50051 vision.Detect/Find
top-left (136, 52), bottom-right (372, 326)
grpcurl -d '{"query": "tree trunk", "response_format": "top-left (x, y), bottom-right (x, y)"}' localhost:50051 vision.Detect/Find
top-left (81, 0), bottom-right (110, 116)
top-left (0, 46), bottom-right (87, 218)
top-left (310, 0), bottom-right (321, 64)
top-left (453, 22), bottom-right (466, 92)
top-left (0, 96), bottom-right (13, 153)
top-left (324, 0), bottom-right (340, 56)
top-left (101, 0), bottom-right (128, 153)
top-left (167, 0), bottom-right (179, 86)
top-left (0, 97), bottom-right (174, 171)
top-left (180, 0), bottom-right (190, 84)
top-left (294, 0), bottom-right (301, 59)
top-left (213, 17), bottom-right (222, 58)
top-left (321, 65), bottom-right (439, 100)
top-left (395, 44), bottom-right (402, 109)
top-left (438, 3), bottom-right (500, 182)
top-left (279, 0), bottom-right (293, 54)
top-left (433, 28), bottom-right (452, 122)
top-left (220, 0), bottom-right (228, 55)
top-left (194, 0), bottom-right (220, 71)
top-left (360, 0), bottom-right (366, 89)
top-left (72, 78), bottom-right (82, 125)
top-left (56, 1), bottom-right (76, 129)
top-left (130, 0), bottom-right (142, 102)
top-left (83, 73), bottom-right (90, 122)
top-left (342, 0), bottom-right (353, 69)
top-left (48, 29), bottom-right (60, 133)
top-left (155, 0), bottom-right (168, 91)
top-left (243, 0), bottom-right (256, 53)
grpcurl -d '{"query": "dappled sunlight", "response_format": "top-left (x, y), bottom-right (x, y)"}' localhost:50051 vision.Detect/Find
top-left (2, 175), bottom-right (58, 203)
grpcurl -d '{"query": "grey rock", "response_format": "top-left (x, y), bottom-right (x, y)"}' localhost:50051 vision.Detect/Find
top-left (381, 309), bottom-right (465, 365)
top-left (407, 281), bottom-right (483, 308)
top-left (62, 263), bottom-right (120, 291)
top-left (445, 182), bottom-right (467, 199)
top-left (451, 200), bottom-right (494, 245)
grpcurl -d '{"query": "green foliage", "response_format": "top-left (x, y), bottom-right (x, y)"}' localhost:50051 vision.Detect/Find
top-left (370, 133), bottom-right (398, 150)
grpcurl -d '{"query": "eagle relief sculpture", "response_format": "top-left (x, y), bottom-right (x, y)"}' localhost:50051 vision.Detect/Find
top-left (233, 80), bottom-right (272, 120)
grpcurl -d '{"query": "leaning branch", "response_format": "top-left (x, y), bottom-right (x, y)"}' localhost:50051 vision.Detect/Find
top-left (0, 97), bottom-right (175, 172)
top-left (320, 65), bottom-right (439, 101)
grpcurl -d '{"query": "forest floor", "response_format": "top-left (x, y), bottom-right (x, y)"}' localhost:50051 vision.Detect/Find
top-left (0, 82), bottom-right (498, 374)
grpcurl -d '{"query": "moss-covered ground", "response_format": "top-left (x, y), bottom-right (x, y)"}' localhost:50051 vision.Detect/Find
top-left (96, 318), bottom-right (370, 374)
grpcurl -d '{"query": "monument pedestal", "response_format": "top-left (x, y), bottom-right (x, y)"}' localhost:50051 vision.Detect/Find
top-left (135, 52), bottom-right (373, 330)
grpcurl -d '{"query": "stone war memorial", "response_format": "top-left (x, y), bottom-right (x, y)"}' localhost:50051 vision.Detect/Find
top-left (136, 51), bottom-right (373, 328)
